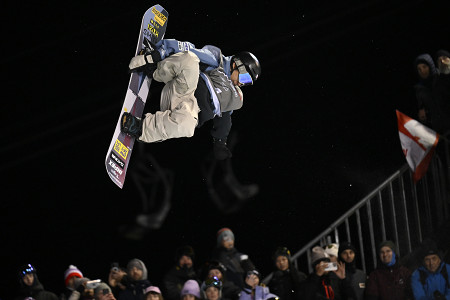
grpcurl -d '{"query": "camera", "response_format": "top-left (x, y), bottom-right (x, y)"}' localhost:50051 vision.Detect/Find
top-left (111, 262), bottom-right (120, 272)
top-left (86, 279), bottom-right (101, 289)
top-left (324, 262), bottom-right (338, 271)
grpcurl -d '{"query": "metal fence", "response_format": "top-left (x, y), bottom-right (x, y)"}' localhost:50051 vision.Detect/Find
top-left (263, 132), bottom-right (450, 283)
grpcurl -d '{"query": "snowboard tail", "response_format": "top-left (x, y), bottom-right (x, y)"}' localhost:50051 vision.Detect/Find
top-left (105, 4), bottom-right (168, 188)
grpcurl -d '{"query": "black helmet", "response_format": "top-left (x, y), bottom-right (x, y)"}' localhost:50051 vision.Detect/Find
top-left (232, 52), bottom-right (261, 84)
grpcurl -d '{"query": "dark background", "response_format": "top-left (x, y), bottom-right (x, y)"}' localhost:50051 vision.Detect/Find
top-left (2, 0), bottom-right (450, 299)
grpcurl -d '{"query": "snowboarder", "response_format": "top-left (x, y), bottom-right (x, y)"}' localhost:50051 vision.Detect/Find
top-left (120, 39), bottom-right (261, 160)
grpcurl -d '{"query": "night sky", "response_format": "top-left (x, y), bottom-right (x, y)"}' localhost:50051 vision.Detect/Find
top-left (2, 1), bottom-right (450, 299)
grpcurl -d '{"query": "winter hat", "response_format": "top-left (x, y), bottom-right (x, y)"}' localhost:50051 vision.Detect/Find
top-left (338, 242), bottom-right (357, 258)
top-left (377, 240), bottom-right (397, 254)
top-left (324, 243), bottom-right (339, 258)
top-left (246, 269), bottom-right (261, 279)
top-left (94, 283), bottom-right (112, 297)
top-left (273, 247), bottom-right (291, 261)
top-left (127, 258), bottom-right (148, 280)
top-left (217, 228), bottom-right (235, 247)
top-left (145, 286), bottom-right (162, 295)
top-left (206, 260), bottom-right (227, 274)
top-left (201, 277), bottom-right (222, 299)
top-left (310, 246), bottom-right (330, 267)
top-left (64, 265), bottom-right (83, 287)
top-left (181, 280), bottom-right (201, 298)
top-left (176, 245), bottom-right (195, 262)
top-left (19, 264), bottom-right (37, 278)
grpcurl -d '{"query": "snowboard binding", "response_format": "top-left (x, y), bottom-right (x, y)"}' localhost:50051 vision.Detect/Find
top-left (121, 112), bottom-right (143, 139)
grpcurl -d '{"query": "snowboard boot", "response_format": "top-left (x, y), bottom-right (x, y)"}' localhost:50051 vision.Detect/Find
top-left (121, 112), bottom-right (143, 139)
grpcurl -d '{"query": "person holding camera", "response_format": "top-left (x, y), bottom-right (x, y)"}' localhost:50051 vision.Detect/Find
top-left (94, 283), bottom-right (116, 300)
top-left (116, 259), bottom-right (151, 300)
top-left (410, 243), bottom-right (450, 300)
top-left (108, 263), bottom-right (128, 299)
top-left (299, 246), bottom-right (346, 300)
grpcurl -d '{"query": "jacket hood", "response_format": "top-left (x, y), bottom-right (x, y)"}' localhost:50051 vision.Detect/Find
top-left (414, 53), bottom-right (438, 77)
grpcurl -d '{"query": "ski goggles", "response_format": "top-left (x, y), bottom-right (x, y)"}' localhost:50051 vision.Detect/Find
top-left (234, 59), bottom-right (253, 86)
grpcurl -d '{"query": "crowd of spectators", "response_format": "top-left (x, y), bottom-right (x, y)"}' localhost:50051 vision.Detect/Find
top-left (12, 228), bottom-right (450, 300)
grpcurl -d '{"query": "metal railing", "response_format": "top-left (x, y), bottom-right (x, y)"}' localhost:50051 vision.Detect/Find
top-left (263, 132), bottom-right (450, 283)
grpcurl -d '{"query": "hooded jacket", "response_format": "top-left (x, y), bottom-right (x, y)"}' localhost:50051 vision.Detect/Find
top-left (15, 274), bottom-right (59, 300)
top-left (118, 259), bottom-right (151, 300)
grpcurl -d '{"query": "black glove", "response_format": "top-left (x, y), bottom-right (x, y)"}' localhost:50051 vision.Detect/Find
top-left (128, 47), bottom-right (162, 76)
top-left (213, 138), bottom-right (232, 160)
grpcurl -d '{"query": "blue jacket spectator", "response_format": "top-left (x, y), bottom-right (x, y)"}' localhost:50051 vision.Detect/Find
top-left (411, 246), bottom-right (450, 300)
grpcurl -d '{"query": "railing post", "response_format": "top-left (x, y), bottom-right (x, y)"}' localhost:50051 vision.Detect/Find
top-left (378, 190), bottom-right (386, 241)
top-left (389, 181), bottom-right (400, 256)
top-left (410, 168), bottom-right (423, 243)
top-left (398, 175), bottom-right (412, 253)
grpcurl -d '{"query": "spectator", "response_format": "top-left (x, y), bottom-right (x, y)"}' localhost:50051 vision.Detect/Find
top-left (239, 270), bottom-right (277, 300)
top-left (365, 240), bottom-right (412, 300)
top-left (108, 263), bottom-right (128, 299)
top-left (299, 246), bottom-right (345, 300)
top-left (201, 277), bottom-right (223, 300)
top-left (180, 280), bottom-right (201, 300)
top-left (325, 244), bottom-right (339, 263)
top-left (61, 265), bottom-right (84, 300)
top-left (413, 54), bottom-right (438, 127)
top-left (433, 49), bottom-right (450, 134)
top-left (211, 228), bottom-right (256, 289)
top-left (118, 259), bottom-right (151, 300)
top-left (15, 264), bottom-right (59, 300)
top-left (268, 247), bottom-right (306, 300)
top-left (203, 261), bottom-right (241, 300)
top-left (337, 242), bottom-right (366, 300)
top-left (143, 286), bottom-right (164, 300)
top-left (163, 246), bottom-right (199, 300)
top-left (94, 283), bottom-right (116, 300)
top-left (410, 243), bottom-right (450, 300)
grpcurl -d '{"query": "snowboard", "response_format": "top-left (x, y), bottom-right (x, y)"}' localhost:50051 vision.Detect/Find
top-left (105, 4), bottom-right (168, 188)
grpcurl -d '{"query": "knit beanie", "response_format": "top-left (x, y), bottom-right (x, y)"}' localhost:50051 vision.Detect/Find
top-left (310, 246), bottom-right (330, 267)
top-left (181, 280), bottom-right (201, 298)
top-left (338, 242), bottom-right (357, 258)
top-left (176, 245), bottom-right (195, 262)
top-left (217, 228), bottom-right (235, 247)
top-left (64, 265), bottom-right (83, 287)
top-left (273, 247), bottom-right (291, 261)
top-left (377, 240), bottom-right (396, 253)
top-left (127, 258), bottom-right (148, 280)
top-left (94, 283), bottom-right (112, 297)
top-left (324, 243), bottom-right (339, 258)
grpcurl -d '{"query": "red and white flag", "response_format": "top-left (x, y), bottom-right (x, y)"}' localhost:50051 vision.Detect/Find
top-left (396, 110), bottom-right (439, 183)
